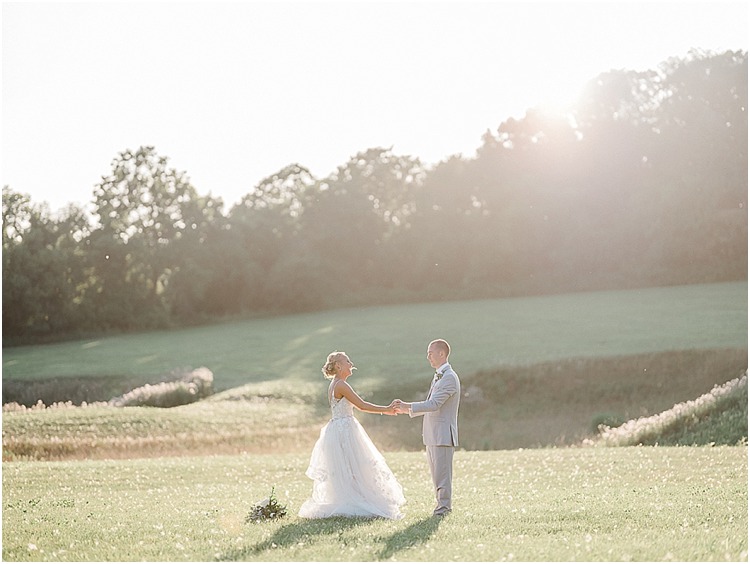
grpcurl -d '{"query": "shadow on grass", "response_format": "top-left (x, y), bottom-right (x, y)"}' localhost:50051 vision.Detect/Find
top-left (377, 515), bottom-right (443, 560)
top-left (216, 516), bottom-right (371, 561)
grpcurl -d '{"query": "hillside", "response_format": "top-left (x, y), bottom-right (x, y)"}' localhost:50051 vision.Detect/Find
top-left (3, 281), bottom-right (746, 394)
top-left (3, 348), bottom-right (746, 461)
top-left (3, 282), bottom-right (746, 460)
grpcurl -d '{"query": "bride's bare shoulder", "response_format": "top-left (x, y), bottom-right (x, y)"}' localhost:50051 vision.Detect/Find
top-left (331, 378), bottom-right (352, 399)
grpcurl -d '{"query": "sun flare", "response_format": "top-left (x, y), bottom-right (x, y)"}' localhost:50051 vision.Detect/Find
top-left (535, 72), bottom-right (589, 115)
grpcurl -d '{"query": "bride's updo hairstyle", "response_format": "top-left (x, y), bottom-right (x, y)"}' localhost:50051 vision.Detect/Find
top-left (322, 351), bottom-right (344, 379)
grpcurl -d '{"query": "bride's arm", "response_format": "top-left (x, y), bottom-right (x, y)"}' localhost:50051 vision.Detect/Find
top-left (335, 381), bottom-right (395, 415)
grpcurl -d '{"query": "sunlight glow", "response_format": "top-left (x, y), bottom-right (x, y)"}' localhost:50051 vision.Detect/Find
top-left (2, 2), bottom-right (747, 210)
top-left (537, 79), bottom-right (587, 116)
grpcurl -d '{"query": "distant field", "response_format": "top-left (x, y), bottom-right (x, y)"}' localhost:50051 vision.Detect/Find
top-left (3, 282), bottom-right (747, 398)
top-left (3, 447), bottom-right (746, 562)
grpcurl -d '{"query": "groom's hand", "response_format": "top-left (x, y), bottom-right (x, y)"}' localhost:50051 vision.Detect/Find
top-left (393, 399), bottom-right (410, 414)
top-left (380, 400), bottom-right (397, 416)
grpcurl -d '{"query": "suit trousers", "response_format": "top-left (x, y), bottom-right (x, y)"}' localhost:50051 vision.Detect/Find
top-left (426, 445), bottom-right (454, 515)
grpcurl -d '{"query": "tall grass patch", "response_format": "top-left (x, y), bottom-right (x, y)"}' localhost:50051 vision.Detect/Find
top-left (2, 397), bottom-right (321, 461)
top-left (592, 372), bottom-right (748, 447)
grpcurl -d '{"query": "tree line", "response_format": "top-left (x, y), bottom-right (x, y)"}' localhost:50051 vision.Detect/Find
top-left (3, 50), bottom-right (747, 344)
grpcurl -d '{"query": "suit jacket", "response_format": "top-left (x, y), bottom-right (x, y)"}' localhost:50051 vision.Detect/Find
top-left (409, 364), bottom-right (460, 447)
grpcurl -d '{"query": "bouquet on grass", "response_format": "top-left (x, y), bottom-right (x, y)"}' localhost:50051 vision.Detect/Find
top-left (245, 487), bottom-right (287, 523)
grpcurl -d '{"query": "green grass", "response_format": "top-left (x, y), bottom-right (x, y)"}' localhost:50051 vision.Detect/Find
top-left (3, 447), bottom-right (747, 561)
top-left (3, 282), bottom-right (747, 397)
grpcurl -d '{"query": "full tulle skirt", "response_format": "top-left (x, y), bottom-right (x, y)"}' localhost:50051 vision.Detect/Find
top-left (299, 415), bottom-right (405, 519)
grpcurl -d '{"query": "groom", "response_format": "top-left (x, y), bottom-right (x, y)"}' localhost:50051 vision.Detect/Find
top-left (393, 339), bottom-right (460, 517)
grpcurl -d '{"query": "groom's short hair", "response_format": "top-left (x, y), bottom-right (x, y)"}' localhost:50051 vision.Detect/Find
top-left (430, 339), bottom-right (451, 358)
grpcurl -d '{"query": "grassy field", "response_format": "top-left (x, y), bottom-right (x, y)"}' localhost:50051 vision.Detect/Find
top-left (2, 282), bottom-right (747, 561)
top-left (3, 447), bottom-right (747, 562)
top-left (3, 281), bottom-right (747, 396)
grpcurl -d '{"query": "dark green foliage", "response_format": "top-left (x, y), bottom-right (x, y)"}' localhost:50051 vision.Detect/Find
top-left (590, 412), bottom-right (627, 433)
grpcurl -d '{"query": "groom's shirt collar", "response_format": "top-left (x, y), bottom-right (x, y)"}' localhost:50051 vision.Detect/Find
top-left (436, 362), bottom-right (450, 375)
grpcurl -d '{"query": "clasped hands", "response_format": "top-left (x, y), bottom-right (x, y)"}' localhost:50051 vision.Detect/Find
top-left (382, 399), bottom-right (410, 416)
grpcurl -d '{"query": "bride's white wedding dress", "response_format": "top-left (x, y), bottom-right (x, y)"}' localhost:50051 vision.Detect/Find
top-left (298, 391), bottom-right (405, 519)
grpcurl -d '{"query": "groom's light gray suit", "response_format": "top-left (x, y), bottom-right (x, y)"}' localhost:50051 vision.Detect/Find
top-left (409, 363), bottom-right (460, 516)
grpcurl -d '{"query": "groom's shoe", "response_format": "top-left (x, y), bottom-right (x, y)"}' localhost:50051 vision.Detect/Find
top-left (433, 509), bottom-right (451, 518)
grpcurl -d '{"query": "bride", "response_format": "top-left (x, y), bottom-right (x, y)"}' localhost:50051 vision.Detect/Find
top-left (298, 351), bottom-right (405, 519)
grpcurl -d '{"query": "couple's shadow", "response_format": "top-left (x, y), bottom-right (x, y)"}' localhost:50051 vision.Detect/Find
top-left (377, 515), bottom-right (443, 559)
top-left (217, 514), bottom-right (442, 561)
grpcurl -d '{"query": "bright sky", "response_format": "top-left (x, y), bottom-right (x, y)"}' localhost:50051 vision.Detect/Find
top-left (2, 1), bottom-right (748, 213)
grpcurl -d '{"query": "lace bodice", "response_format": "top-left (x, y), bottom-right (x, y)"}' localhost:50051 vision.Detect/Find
top-left (328, 380), bottom-right (355, 419)
top-left (330, 395), bottom-right (354, 420)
